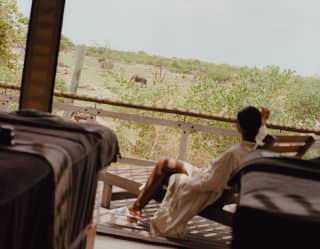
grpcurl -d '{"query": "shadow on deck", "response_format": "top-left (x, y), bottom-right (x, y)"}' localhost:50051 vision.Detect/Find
top-left (93, 164), bottom-right (232, 249)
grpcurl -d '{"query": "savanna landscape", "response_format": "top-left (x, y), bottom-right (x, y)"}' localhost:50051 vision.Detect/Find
top-left (60, 42), bottom-right (320, 161)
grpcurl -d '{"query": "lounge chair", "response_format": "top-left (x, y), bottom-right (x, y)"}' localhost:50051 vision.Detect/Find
top-left (98, 134), bottom-right (315, 227)
top-left (199, 133), bottom-right (315, 226)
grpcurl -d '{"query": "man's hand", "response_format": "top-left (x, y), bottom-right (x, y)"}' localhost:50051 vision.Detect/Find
top-left (261, 107), bottom-right (270, 125)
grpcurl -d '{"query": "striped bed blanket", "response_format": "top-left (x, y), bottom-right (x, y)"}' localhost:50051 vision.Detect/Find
top-left (0, 110), bottom-right (119, 249)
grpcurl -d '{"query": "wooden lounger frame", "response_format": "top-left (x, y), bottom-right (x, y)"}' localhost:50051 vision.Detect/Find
top-left (261, 134), bottom-right (315, 158)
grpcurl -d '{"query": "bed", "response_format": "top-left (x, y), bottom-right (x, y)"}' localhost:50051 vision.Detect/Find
top-left (0, 110), bottom-right (120, 249)
top-left (231, 155), bottom-right (320, 248)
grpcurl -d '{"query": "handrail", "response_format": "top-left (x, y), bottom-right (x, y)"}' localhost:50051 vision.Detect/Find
top-left (1, 81), bottom-right (320, 135)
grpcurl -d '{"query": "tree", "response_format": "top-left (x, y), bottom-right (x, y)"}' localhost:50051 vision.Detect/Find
top-left (60, 35), bottom-right (75, 51)
top-left (0, 0), bottom-right (27, 68)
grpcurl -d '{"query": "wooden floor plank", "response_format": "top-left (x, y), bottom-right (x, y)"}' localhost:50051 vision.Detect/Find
top-left (95, 198), bottom-right (231, 249)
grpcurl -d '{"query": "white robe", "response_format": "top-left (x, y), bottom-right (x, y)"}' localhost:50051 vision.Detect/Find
top-left (150, 141), bottom-right (256, 237)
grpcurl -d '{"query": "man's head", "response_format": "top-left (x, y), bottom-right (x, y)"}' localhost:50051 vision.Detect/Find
top-left (237, 106), bottom-right (262, 142)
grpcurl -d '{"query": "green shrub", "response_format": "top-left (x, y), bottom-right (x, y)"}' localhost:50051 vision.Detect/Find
top-left (55, 77), bottom-right (67, 92)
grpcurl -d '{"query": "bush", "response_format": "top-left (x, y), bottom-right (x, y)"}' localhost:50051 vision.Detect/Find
top-left (0, 0), bottom-right (27, 67)
top-left (286, 77), bottom-right (320, 126)
top-left (55, 77), bottom-right (67, 92)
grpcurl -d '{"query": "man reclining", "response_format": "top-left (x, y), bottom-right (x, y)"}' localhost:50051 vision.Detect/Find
top-left (127, 106), bottom-right (270, 237)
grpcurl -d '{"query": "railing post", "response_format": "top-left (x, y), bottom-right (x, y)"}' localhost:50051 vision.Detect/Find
top-left (178, 124), bottom-right (191, 160)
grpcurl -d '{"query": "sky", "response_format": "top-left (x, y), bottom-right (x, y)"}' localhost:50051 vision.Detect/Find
top-left (18, 0), bottom-right (320, 76)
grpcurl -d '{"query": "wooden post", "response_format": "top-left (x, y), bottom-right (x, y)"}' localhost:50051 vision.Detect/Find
top-left (63, 45), bottom-right (85, 118)
top-left (19, 0), bottom-right (65, 112)
top-left (69, 45), bottom-right (85, 93)
top-left (178, 130), bottom-right (189, 160)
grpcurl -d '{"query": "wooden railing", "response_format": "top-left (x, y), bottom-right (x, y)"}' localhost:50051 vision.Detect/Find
top-left (0, 82), bottom-right (319, 165)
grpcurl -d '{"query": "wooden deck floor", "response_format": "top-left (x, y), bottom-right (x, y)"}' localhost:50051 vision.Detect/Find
top-left (93, 164), bottom-right (232, 249)
top-left (94, 234), bottom-right (178, 249)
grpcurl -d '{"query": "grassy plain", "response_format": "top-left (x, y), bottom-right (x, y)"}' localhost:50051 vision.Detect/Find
top-left (53, 47), bottom-right (320, 162)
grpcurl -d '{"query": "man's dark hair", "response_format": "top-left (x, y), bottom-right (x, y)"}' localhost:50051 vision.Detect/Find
top-left (237, 106), bottom-right (262, 142)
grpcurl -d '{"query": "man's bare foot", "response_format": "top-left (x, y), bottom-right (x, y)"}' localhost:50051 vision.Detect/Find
top-left (127, 203), bottom-right (142, 223)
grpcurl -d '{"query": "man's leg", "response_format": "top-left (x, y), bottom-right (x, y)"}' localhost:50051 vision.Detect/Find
top-left (128, 158), bottom-right (188, 216)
